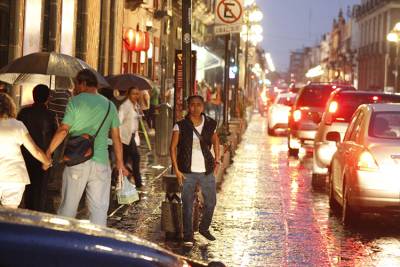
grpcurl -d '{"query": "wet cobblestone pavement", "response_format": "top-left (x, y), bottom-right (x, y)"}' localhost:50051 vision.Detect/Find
top-left (109, 114), bottom-right (400, 267)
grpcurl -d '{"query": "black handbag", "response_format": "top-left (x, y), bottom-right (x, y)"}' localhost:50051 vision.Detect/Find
top-left (63, 102), bottom-right (111, 166)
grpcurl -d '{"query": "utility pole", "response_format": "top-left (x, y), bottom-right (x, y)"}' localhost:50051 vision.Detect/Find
top-left (182, 0), bottom-right (192, 104)
top-left (223, 34), bottom-right (231, 131)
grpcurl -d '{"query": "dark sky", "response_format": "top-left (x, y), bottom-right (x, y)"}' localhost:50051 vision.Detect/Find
top-left (259, 0), bottom-right (360, 72)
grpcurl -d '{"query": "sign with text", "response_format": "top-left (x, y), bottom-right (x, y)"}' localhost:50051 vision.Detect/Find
top-left (214, 0), bottom-right (243, 35)
top-left (174, 50), bottom-right (197, 122)
top-left (214, 24), bottom-right (241, 35)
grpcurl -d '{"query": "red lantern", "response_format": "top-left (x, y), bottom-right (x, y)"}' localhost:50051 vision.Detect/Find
top-left (143, 32), bottom-right (150, 51)
top-left (124, 29), bottom-right (150, 52)
top-left (132, 31), bottom-right (143, 52)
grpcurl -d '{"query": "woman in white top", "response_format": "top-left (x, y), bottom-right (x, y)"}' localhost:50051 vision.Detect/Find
top-left (118, 87), bottom-right (143, 188)
top-left (0, 93), bottom-right (51, 208)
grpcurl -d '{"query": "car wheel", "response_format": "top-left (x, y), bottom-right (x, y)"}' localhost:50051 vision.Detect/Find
top-left (287, 135), bottom-right (299, 156)
top-left (311, 173), bottom-right (326, 189)
top-left (341, 183), bottom-right (358, 226)
top-left (328, 171), bottom-right (339, 212)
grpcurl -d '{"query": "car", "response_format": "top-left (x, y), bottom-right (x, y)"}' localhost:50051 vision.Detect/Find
top-left (328, 103), bottom-right (400, 225)
top-left (258, 87), bottom-right (269, 116)
top-left (312, 91), bottom-right (400, 187)
top-left (0, 207), bottom-right (219, 266)
top-left (267, 92), bottom-right (296, 135)
top-left (287, 83), bottom-right (355, 156)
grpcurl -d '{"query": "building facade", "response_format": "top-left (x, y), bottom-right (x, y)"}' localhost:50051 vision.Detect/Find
top-left (355, 0), bottom-right (400, 91)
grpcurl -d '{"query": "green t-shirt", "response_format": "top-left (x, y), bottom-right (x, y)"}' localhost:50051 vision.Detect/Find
top-left (62, 93), bottom-right (120, 165)
top-left (150, 87), bottom-right (160, 106)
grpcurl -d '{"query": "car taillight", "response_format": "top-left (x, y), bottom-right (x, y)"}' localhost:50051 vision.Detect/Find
top-left (357, 151), bottom-right (379, 171)
top-left (293, 110), bottom-right (301, 122)
top-left (328, 101), bottom-right (338, 113)
top-left (372, 96), bottom-right (380, 102)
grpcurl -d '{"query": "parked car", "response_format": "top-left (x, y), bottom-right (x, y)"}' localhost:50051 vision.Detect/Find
top-left (287, 83), bottom-right (355, 156)
top-left (312, 91), bottom-right (400, 187)
top-left (0, 207), bottom-right (219, 266)
top-left (328, 103), bottom-right (400, 225)
top-left (267, 92), bottom-right (297, 135)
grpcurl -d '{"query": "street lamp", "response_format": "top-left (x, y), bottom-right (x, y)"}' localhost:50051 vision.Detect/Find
top-left (241, 4), bottom-right (263, 103)
top-left (387, 23), bottom-right (400, 92)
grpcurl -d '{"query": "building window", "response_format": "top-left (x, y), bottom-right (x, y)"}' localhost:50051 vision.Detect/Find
top-left (60, 0), bottom-right (76, 55)
top-left (0, 0), bottom-right (11, 67)
top-left (23, 0), bottom-right (43, 55)
top-left (75, 0), bottom-right (87, 60)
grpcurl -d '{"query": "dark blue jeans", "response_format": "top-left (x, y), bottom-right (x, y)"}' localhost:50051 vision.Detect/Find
top-left (182, 172), bottom-right (216, 239)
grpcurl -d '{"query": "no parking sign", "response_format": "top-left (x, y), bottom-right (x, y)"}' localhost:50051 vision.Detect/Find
top-left (214, 0), bottom-right (243, 35)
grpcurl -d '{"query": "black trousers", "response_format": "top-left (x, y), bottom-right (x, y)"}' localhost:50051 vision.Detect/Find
top-left (23, 155), bottom-right (48, 212)
top-left (122, 137), bottom-right (142, 187)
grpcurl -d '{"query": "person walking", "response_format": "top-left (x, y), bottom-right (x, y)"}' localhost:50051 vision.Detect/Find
top-left (148, 86), bottom-right (160, 132)
top-left (17, 84), bottom-right (57, 211)
top-left (118, 86), bottom-right (143, 189)
top-left (0, 93), bottom-right (51, 208)
top-left (140, 89), bottom-right (151, 128)
top-left (170, 95), bottom-right (220, 246)
top-left (46, 69), bottom-right (128, 226)
top-left (211, 83), bottom-right (222, 124)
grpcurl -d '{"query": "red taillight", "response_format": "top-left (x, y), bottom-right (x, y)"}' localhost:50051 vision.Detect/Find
top-left (372, 96), bottom-right (380, 102)
top-left (328, 101), bottom-right (338, 113)
top-left (357, 151), bottom-right (379, 171)
top-left (293, 110), bottom-right (301, 122)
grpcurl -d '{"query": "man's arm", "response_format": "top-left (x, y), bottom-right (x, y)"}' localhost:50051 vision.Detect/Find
top-left (170, 130), bottom-right (185, 186)
top-left (212, 132), bottom-right (220, 162)
top-left (46, 123), bottom-right (70, 157)
top-left (110, 127), bottom-right (129, 176)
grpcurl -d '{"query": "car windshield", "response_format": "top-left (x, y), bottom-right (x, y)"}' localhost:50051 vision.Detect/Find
top-left (277, 95), bottom-right (296, 106)
top-left (297, 86), bottom-right (339, 107)
top-left (369, 112), bottom-right (400, 139)
top-left (332, 94), bottom-right (400, 123)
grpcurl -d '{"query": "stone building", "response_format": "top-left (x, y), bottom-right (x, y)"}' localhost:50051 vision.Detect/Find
top-left (355, 0), bottom-right (400, 91)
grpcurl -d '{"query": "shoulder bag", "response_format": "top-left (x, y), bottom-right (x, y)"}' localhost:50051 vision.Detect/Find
top-left (62, 102), bottom-right (111, 166)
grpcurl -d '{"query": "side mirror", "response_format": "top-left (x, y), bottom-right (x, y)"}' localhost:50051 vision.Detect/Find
top-left (326, 131), bottom-right (341, 143)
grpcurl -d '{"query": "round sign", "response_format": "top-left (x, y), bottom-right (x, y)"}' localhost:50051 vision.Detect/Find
top-left (183, 33), bottom-right (191, 44)
top-left (217, 0), bottom-right (243, 24)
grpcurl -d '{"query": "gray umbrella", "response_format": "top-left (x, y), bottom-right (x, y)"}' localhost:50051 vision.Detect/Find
top-left (0, 52), bottom-right (109, 88)
top-left (106, 74), bottom-right (153, 91)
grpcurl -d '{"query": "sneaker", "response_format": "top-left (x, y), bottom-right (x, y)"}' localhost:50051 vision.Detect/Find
top-left (199, 230), bottom-right (216, 241)
top-left (183, 238), bottom-right (194, 247)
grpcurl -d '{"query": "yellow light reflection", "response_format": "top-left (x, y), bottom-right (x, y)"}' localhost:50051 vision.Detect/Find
top-left (48, 217), bottom-right (71, 226)
top-left (95, 245), bottom-right (113, 252)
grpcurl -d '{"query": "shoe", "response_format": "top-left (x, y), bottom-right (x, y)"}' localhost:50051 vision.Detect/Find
top-left (199, 230), bottom-right (216, 241)
top-left (183, 237), bottom-right (194, 247)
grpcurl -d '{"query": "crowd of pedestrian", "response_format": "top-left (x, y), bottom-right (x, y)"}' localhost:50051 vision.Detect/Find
top-left (0, 69), bottom-right (158, 226)
top-left (0, 70), bottom-right (222, 248)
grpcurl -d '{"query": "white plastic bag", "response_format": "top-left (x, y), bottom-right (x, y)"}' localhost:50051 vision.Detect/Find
top-left (117, 170), bottom-right (140, 204)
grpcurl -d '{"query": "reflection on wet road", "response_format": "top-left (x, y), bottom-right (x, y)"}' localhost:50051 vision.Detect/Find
top-left (111, 114), bottom-right (400, 266)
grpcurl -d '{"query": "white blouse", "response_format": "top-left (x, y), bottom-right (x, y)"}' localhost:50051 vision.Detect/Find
top-left (0, 118), bottom-right (30, 185)
top-left (118, 99), bottom-right (141, 146)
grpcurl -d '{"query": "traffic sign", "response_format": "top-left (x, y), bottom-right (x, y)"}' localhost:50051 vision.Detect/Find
top-left (214, 24), bottom-right (241, 36)
top-left (215, 0), bottom-right (243, 25)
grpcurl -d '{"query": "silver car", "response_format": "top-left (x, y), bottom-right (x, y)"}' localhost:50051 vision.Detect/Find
top-left (328, 103), bottom-right (400, 225)
top-left (267, 92), bottom-right (296, 135)
top-left (312, 91), bottom-right (400, 187)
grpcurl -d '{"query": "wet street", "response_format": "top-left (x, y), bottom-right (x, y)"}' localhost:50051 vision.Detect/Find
top-left (110, 113), bottom-right (400, 266)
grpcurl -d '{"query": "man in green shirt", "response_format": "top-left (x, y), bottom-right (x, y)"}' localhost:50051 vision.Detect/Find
top-left (46, 69), bottom-right (128, 226)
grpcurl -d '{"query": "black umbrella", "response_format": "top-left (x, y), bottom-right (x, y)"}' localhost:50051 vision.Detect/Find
top-left (0, 52), bottom-right (109, 88)
top-left (106, 74), bottom-right (153, 91)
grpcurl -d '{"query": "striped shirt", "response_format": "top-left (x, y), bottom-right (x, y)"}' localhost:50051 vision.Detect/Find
top-left (48, 89), bottom-right (72, 123)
